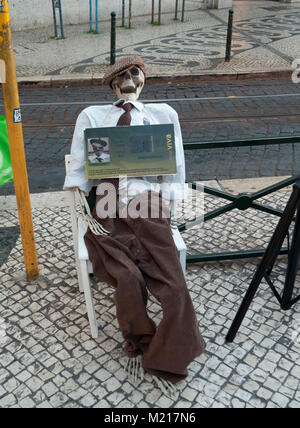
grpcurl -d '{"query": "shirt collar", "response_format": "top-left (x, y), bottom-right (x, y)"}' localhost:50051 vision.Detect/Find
top-left (113, 99), bottom-right (144, 112)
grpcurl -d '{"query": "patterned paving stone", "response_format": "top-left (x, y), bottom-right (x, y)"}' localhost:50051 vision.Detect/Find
top-left (13, 1), bottom-right (298, 79)
top-left (0, 184), bottom-right (300, 408)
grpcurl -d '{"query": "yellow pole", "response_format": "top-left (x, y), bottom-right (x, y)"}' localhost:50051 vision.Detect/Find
top-left (0, 0), bottom-right (39, 281)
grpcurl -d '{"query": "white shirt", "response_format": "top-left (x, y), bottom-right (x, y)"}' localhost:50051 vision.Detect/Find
top-left (88, 152), bottom-right (111, 164)
top-left (63, 100), bottom-right (187, 201)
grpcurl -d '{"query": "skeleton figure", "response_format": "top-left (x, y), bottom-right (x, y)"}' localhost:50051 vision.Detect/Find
top-left (111, 65), bottom-right (145, 102)
top-left (64, 56), bottom-right (206, 398)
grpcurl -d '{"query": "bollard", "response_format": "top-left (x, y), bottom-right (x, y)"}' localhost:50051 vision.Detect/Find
top-left (122, 0), bottom-right (125, 27)
top-left (51, 0), bottom-right (65, 39)
top-left (110, 12), bottom-right (116, 65)
top-left (225, 8), bottom-right (234, 62)
top-left (181, 0), bottom-right (185, 22)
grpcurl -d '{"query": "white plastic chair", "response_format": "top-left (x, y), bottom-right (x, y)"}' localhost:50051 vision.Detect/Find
top-left (65, 154), bottom-right (187, 338)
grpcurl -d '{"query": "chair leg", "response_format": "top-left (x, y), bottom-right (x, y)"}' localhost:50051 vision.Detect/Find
top-left (77, 261), bottom-right (85, 294)
top-left (79, 259), bottom-right (99, 339)
top-left (180, 249), bottom-right (187, 275)
top-left (67, 191), bottom-right (84, 293)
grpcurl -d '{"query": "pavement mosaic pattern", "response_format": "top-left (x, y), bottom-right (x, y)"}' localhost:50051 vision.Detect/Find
top-left (0, 185), bottom-right (299, 408)
top-left (12, 1), bottom-right (300, 79)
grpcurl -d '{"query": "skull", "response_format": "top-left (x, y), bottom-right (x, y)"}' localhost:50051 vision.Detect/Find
top-left (111, 65), bottom-right (145, 102)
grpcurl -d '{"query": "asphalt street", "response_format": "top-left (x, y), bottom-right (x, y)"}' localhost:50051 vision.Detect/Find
top-left (1, 76), bottom-right (300, 195)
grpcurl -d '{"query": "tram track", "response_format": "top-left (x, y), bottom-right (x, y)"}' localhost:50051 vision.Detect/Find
top-left (3, 91), bottom-right (300, 107)
top-left (1, 78), bottom-right (300, 195)
top-left (7, 90), bottom-right (300, 129)
top-left (21, 112), bottom-right (300, 128)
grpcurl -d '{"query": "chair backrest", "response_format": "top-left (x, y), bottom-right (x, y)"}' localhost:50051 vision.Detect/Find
top-left (65, 154), bottom-right (97, 213)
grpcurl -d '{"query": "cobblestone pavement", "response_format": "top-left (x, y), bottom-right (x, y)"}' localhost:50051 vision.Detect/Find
top-left (0, 180), bottom-right (299, 408)
top-left (12, 1), bottom-right (300, 80)
top-left (2, 0), bottom-right (300, 410)
top-left (1, 76), bottom-right (300, 195)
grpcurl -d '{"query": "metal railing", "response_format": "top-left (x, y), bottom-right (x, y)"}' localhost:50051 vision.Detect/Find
top-left (51, 0), bottom-right (64, 39)
top-left (181, 135), bottom-right (300, 263)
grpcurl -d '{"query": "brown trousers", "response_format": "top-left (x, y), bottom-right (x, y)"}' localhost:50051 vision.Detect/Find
top-left (84, 191), bottom-right (206, 384)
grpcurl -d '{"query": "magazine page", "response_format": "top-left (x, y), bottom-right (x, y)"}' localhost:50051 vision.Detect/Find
top-left (84, 124), bottom-right (177, 179)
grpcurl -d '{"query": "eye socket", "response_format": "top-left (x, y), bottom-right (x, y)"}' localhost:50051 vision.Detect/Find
top-left (130, 67), bottom-right (140, 75)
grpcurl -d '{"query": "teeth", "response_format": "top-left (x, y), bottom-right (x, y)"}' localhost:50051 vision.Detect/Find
top-left (121, 88), bottom-right (136, 94)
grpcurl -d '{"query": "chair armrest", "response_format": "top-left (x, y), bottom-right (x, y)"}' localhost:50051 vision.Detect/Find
top-left (78, 217), bottom-right (89, 260)
top-left (172, 227), bottom-right (186, 252)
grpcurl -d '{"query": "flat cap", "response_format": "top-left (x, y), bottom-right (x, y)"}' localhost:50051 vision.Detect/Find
top-left (102, 56), bottom-right (146, 87)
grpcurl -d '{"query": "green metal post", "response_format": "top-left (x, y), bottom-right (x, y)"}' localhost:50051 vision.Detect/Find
top-left (175, 0), bottom-right (178, 20)
top-left (122, 0), bottom-right (125, 27)
top-left (52, 0), bottom-right (58, 37)
top-left (128, 0), bottom-right (132, 29)
top-left (181, 0), bottom-right (185, 22)
top-left (110, 12), bottom-right (116, 65)
top-left (151, 0), bottom-right (155, 24)
top-left (95, 0), bottom-right (99, 33)
top-left (58, 0), bottom-right (64, 38)
top-left (225, 8), bottom-right (234, 62)
top-left (52, 0), bottom-right (64, 38)
top-left (89, 0), bottom-right (93, 32)
top-left (180, 134), bottom-right (300, 264)
top-left (158, 0), bottom-right (161, 25)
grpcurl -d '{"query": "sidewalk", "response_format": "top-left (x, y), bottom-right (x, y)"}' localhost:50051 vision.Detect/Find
top-left (1, 0), bottom-right (300, 409)
top-left (13, 1), bottom-right (300, 85)
top-left (0, 177), bottom-right (299, 408)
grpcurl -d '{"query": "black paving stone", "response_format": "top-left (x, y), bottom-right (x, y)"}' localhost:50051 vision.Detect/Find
top-left (0, 226), bottom-right (20, 268)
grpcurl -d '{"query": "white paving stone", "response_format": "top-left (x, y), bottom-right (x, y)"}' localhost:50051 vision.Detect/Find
top-left (0, 184), bottom-right (300, 408)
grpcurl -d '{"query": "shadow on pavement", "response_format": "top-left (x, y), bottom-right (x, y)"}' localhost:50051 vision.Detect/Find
top-left (0, 226), bottom-right (20, 268)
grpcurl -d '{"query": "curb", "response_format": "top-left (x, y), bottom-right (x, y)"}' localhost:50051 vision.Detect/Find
top-left (17, 69), bottom-right (292, 88)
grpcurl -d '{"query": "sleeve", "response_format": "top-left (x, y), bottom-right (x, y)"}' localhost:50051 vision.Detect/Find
top-left (63, 109), bottom-right (93, 194)
top-left (160, 106), bottom-right (188, 201)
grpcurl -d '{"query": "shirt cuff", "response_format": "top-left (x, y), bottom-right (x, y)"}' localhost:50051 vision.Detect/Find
top-left (63, 175), bottom-right (92, 194)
